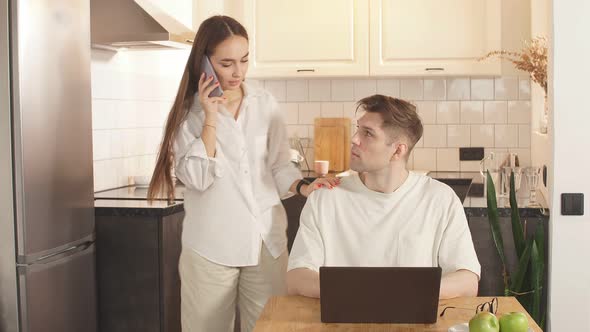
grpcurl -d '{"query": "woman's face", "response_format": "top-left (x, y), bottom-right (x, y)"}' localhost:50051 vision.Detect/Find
top-left (209, 35), bottom-right (249, 91)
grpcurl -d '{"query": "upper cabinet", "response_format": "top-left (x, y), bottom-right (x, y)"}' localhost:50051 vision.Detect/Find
top-left (369, 0), bottom-right (502, 76)
top-left (237, 0), bottom-right (503, 78)
top-left (242, 0), bottom-right (369, 78)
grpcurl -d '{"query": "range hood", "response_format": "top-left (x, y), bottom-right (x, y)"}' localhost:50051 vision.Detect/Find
top-left (91, 0), bottom-right (195, 50)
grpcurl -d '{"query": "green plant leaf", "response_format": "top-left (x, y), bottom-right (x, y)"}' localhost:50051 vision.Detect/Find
top-left (531, 239), bottom-right (543, 323)
top-left (486, 171), bottom-right (507, 270)
top-left (534, 219), bottom-right (545, 264)
top-left (510, 171), bottom-right (526, 257)
top-left (510, 238), bottom-right (532, 292)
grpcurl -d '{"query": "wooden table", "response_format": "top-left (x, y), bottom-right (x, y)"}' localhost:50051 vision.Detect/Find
top-left (254, 296), bottom-right (542, 331)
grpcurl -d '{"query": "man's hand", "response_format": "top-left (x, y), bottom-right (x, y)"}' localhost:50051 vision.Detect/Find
top-left (439, 269), bottom-right (479, 299)
top-left (286, 268), bottom-right (321, 298)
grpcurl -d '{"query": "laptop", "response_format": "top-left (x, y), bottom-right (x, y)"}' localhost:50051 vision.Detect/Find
top-left (319, 266), bottom-right (442, 324)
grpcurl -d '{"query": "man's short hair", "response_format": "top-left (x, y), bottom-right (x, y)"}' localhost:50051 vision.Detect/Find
top-left (356, 94), bottom-right (424, 153)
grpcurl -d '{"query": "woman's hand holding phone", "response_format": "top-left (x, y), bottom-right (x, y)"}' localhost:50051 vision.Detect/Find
top-left (197, 73), bottom-right (227, 116)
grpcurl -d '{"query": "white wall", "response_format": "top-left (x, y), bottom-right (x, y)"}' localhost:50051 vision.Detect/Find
top-left (549, 1), bottom-right (590, 331)
top-left (91, 49), bottom-right (189, 191)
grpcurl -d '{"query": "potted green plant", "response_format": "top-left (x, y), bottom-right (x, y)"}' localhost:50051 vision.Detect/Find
top-left (486, 170), bottom-right (546, 327)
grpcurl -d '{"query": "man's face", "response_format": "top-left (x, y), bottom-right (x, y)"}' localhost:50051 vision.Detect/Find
top-left (350, 111), bottom-right (399, 173)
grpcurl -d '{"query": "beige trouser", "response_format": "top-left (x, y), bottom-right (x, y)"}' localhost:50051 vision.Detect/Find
top-left (179, 244), bottom-right (288, 332)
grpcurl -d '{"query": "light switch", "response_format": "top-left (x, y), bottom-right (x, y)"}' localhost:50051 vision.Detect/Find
top-left (561, 193), bottom-right (584, 216)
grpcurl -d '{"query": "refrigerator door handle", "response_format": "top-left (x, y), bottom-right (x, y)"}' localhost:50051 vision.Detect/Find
top-left (17, 241), bottom-right (94, 266)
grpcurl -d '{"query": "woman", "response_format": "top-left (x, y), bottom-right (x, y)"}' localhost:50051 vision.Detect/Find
top-left (147, 16), bottom-right (339, 332)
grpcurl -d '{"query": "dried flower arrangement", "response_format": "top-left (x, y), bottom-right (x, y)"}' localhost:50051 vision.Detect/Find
top-left (479, 36), bottom-right (548, 95)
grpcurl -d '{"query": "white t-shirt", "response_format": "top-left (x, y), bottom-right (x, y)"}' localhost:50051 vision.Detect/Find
top-left (288, 171), bottom-right (481, 278)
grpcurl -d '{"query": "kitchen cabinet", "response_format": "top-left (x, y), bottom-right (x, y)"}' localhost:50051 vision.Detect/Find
top-left (241, 0), bottom-right (369, 77)
top-left (239, 0), bottom-right (503, 78)
top-left (369, 0), bottom-right (502, 76)
top-left (95, 200), bottom-right (184, 332)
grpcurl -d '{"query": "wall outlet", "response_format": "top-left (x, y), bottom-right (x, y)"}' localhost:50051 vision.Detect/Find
top-left (460, 147), bottom-right (485, 161)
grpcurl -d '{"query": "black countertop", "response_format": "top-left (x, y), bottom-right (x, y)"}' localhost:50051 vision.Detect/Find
top-left (428, 171), bottom-right (549, 218)
top-left (94, 171), bottom-right (549, 218)
top-left (95, 199), bottom-right (184, 217)
top-left (94, 185), bottom-right (185, 201)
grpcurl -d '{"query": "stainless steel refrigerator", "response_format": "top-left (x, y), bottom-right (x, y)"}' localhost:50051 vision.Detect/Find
top-left (0, 0), bottom-right (97, 331)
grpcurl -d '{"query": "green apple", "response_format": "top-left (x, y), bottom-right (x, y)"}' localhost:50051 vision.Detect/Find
top-left (499, 312), bottom-right (529, 332)
top-left (469, 312), bottom-right (500, 332)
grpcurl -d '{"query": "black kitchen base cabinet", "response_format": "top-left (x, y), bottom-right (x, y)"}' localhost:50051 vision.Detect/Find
top-left (95, 207), bottom-right (184, 332)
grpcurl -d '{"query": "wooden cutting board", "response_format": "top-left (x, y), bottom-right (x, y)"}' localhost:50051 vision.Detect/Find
top-left (314, 118), bottom-right (351, 172)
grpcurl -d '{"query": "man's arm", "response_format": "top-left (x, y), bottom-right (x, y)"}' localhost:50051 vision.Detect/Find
top-left (439, 269), bottom-right (479, 299)
top-left (286, 192), bottom-right (325, 298)
top-left (286, 268), bottom-right (320, 298)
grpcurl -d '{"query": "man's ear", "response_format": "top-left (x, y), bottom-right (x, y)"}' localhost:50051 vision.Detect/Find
top-left (390, 143), bottom-right (409, 161)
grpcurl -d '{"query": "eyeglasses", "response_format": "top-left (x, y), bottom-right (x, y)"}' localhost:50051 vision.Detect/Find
top-left (439, 297), bottom-right (498, 317)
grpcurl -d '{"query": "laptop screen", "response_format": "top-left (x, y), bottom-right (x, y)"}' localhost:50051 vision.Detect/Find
top-left (319, 266), bottom-right (442, 324)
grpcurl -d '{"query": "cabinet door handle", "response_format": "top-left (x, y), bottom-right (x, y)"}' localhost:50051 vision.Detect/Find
top-left (296, 69), bottom-right (315, 73)
top-left (425, 67), bottom-right (445, 71)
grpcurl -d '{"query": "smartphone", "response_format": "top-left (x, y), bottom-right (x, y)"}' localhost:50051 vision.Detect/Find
top-left (200, 56), bottom-right (224, 97)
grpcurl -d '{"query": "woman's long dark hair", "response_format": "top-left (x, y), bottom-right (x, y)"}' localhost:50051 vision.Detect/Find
top-left (148, 16), bottom-right (248, 202)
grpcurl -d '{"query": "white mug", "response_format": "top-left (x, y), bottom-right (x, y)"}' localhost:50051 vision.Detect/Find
top-left (314, 160), bottom-right (329, 176)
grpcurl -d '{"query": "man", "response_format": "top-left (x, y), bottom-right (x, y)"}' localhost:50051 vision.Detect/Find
top-left (286, 95), bottom-right (480, 299)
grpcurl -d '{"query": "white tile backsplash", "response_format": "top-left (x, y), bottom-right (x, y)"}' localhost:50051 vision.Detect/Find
top-left (447, 125), bottom-right (470, 147)
top-left (265, 80), bottom-right (287, 101)
top-left (424, 79), bottom-right (447, 100)
top-left (494, 125), bottom-right (519, 148)
top-left (376, 79), bottom-right (400, 97)
top-left (447, 78), bottom-right (471, 100)
top-left (460, 101), bottom-right (484, 124)
top-left (298, 102), bottom-right (320, 124)
top-left (276, 103), bottom-right (296, 125)
top-left (471, 79), bottom-right (494, 100)
top-left (286, 80), bottom-right (309, 102)
top-left (494, 77), bottom-right (519, 100)
top-left (92, 49), bottom-right (532, 184)
top-left (415, 101), bottom-right (437, 124)
top-left (287, 125), bottom-right (309, 139)
top-left (354, 79), bottom-right (377, 101)
top-left (518, 78), bottom-right (531, 100)
top-left (401, 79), bottom-right (424, 100)
top-left (413, 148), bottom-right (437, 170)
top-left (423, 125), bottom-right (447, 147)
top-left (508, 101), bottom-right (531, 124)
top-left (91, 49), bottom-right (187, 191)
top-left (437, 148), bottom-right (460, 171)
top-left (92, 100), bottom-right (115, 130)
top-left (436, 101), bottom-right (460, 124)
top-left (331, 80), bottom-right (355, 101)
top-left (460, 160), bottom-right (481, 172)
top-left (320, 102), bottom-right (344, 117)
top-left (484, 101), bottom-right (508, 124)
top-left (93, 131), bottom-right (111, 160)
top-left (308, 80), bottom-right (332, 101)
top-left (471, 125), bottom-right (495, 147)
top-left (518, 124), bottom-right (531, 148)
top-left (342, 102), bottom-right (358, 120)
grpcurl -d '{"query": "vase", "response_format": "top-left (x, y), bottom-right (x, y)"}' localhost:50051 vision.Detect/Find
top-left (539, 95), bottom-right (548, 134)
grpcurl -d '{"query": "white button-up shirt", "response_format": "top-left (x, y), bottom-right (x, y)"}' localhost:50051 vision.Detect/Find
top-left (174, 83), bottom-right (302, 266)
